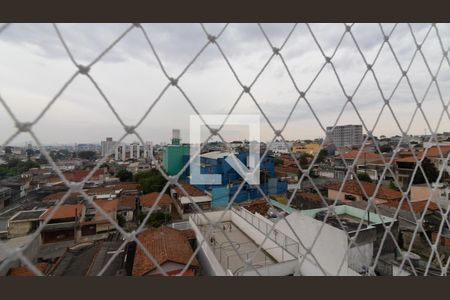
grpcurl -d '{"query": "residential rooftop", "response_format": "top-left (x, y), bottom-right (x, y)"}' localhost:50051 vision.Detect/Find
top-left (140, 192), bottom-right (172, 207)
top-left (327, 180), bottom-right (402, 201)
top-left (40, 204), bottom-right (84, 220)
top-left (9, 209), bottom-right (47, 222)
top-left (8, 262), bottom-right (49, 276)
top-left (174, 183), bottom-right (206, 197)
top-left (201, 151), bottom-right (232, 160)
top-left (132, 226), bottom-right (199, 276)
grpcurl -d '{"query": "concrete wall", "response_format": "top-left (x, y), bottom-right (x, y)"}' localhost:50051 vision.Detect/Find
top-left (392, 264), bottom-right (411, 276)
top-left (190, 209), bottom-right (361, 276)
top-left (230, 211), bottom-right (294, 264)
top-left (96, 223), bottom-right (116, 233)
top-left (240, 259), bottom-right (300, 276)
top-left (410, 185), bottom-right (440, 202)
top-left (142, 204), bottom-right (171, 215)
top-left (8, 221), bottom-right (34, 238)
top-left (0, 235), bottom-right (41, 276)
top-left (147, 261), bottom-right (189, 275)
top-left (328, 189), bottom-right (388, 204)
top-left (274, 211), bottom-right (351, 275)
top-left (328, 189), bottom-right (363, 202)
top-left (191, 210), bottom-right (231, 226)
top-left (348, 243), bottom-right (373, 273)
top-left (189, 216), bottom-right (227, 276)
top-left (231, 209), bottom-right (359, 275)
top-left (118, 210), bottom-right (133, 222)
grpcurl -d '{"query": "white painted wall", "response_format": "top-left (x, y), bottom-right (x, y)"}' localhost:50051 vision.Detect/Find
top-left (230, 209), bottom-right (346, 276)
top-left (189, 216), bottom-right (227, 276)
top-left (274, 211), bottom-right (352, 276)
top-left (230, 211), bottom-right (294, 263)
top-left (147, 261), bottom-right (188, 275)
top-left (190, 209), bottom-right (360, 276)
top-left (393, 265), bottom-right (411, 276)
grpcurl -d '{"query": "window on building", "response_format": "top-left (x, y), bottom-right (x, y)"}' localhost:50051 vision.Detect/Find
top-left (344, 194), bottom-right (356, 201)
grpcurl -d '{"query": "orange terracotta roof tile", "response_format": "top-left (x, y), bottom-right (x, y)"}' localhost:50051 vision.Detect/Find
top-left (382, 199), bottom-right (440, 214)
top-left (174, 183), bottom-right (205, 197)
top-left (425, 145), bottom-right (450, 158)
top-left (92, 199), bottom-right (118, 216)
top-left (118, 195), bottom-right (136, 209)
top-left (132, 226), bottom-right (199, 276)
top-left (367, 159), bottom-right (387, 165)
top-left (140, 192), bottom-right (172, 207)
top-left (40, 204), bottom-right (84, 220)
top-left (340, 150), bottom-right (382, 160)
top-left (181, 229), bottom-right (196, 240)
top-left (47, 176), bottom-right (64, 183)
top-left (298, 192), bottom-right (323, 203)
top-left (327, 180), bottom-right (402, 201)
top-left (395, 155), bottom-right (423, 163)
top-left (42, 191), bottom-right (82, 202)
top-left (85, 186), bottom-right (118, 194)
top-left (108, 182), bottom-right (141, 191)
top-left (62, 169), bottom-right (105, 182)
top-left (8, 263), bottom-right (48, 276)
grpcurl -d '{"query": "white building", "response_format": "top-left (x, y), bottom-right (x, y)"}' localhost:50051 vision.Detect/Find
top-left (101, 137), bottom-right (116, 157)
top-left (115, 144), bottom-right (127, 161)
top-left (129, 142), bottom-right (140, 159)
top-left (189, 206), bottom-right (361, 276)
top-left (326, 125), bottom-right (363, 148)
top-left (114, 142), bottom-right (152, 161)
top-left (268, 140), bottom-right (292, 154)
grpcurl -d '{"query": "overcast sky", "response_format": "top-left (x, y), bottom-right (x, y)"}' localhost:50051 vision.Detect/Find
top-left (1, 23), bottom-right (449, 146)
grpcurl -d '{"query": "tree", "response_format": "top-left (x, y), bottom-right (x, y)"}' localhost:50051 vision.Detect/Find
top-left (316, 149), bottom-right (328, 163)
top-left (135, 169), bottom-right (167, 194)
top-left (274, 158), bottom-right (283, 166)
top-left (357, 172), bottom-right (373, 183)
top-left (379, 144), bottom-right (393, 153)
top-left (78, 150), bottom-right (97, 160)
top-left (0, 165), bottom-right (15, 179)
top-left (0, 158), bottom-right (40, 179)
top-left (389, 181), bottom-right (398, 190)
top-left (37, 155), bottom-right (49, 165)
top-left (299, 153), bottom-right (314, 169)
top-left (25, 149), bottom-right (35, 158)
top-left (409, 158), bottom-right (439, 184)
top-left (117, 169), bottom-right (133, 182)
top-left (139, 211), bottom-right (171, 227)
top-left (4, 146), bottom-right (12, 154)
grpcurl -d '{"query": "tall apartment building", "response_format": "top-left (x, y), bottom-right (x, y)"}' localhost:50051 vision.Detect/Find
top-left (101, 137), bottom-right (116, 157)
top-left (114, 142), bottom-right (151, 161)
top-left (326, 125), bottom-right (363, 148)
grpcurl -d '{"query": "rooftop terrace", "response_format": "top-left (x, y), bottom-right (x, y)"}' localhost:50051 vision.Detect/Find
top-left (197, 221), bottom-right (275, 274)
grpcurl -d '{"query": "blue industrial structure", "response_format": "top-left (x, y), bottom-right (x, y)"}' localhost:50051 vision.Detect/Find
top-left (186, 150), bottom-right (287, 208)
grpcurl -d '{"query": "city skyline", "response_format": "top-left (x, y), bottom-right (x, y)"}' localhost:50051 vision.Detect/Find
top-left (1, 23), bottom-right (450, 146)
top-left (3, 128), bottom-right (447, 148)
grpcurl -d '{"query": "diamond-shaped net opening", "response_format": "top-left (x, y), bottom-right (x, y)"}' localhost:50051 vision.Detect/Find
top-left (0, 23), bottom-right (449, 276)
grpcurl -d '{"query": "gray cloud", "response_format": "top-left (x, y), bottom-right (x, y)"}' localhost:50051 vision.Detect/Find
top-left (0, 23), bottom-right (449, 146)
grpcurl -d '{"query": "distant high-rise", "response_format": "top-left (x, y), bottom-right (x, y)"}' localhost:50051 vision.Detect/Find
top-left (326, 125), bottom-right (363, 148)
top-left (163, 129), bottom-right (189, 175)
top-left (172, 129), bottom-right (181, 145)
top-left (101, 137), bottom-right (115, 157)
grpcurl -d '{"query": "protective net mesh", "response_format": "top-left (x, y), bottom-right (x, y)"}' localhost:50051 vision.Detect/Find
top-left (0, 23), bottom-right (449, 276)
